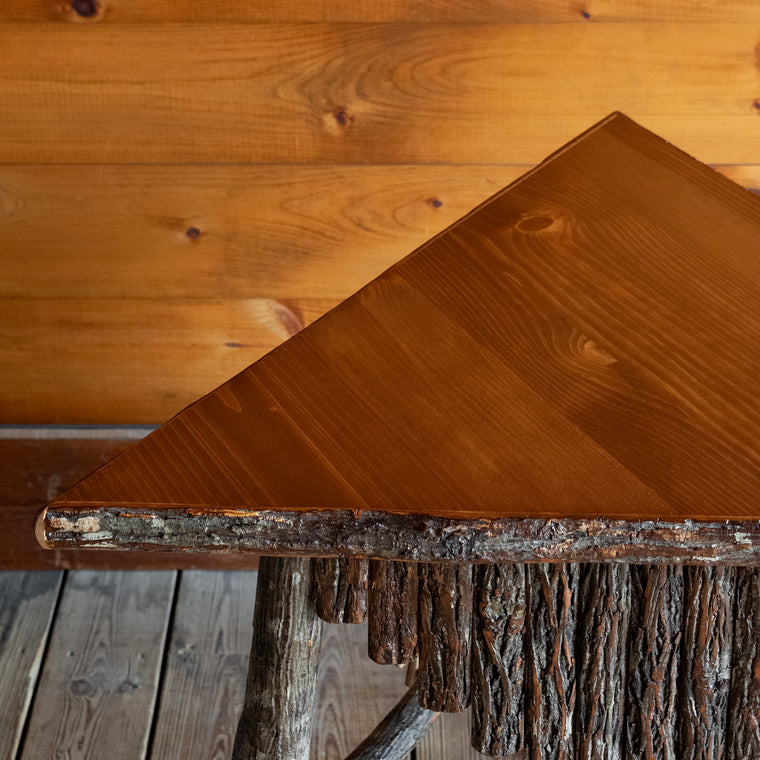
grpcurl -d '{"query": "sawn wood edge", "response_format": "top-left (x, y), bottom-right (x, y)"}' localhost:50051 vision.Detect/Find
top-left (36, 505), bottom-right (760, 565)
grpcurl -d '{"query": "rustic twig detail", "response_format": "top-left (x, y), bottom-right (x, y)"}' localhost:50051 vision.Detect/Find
top-left (526, 563), bottom-right (578, 760)
top-left (313, 556), bottom-right (368, 624)
top-left (346, 683), bottom-right (438, 760)
top-left (232, 556), bottom-right (322, 760)
top-left (418, 562), bottom-right (473, 712)
top-left (471, 563), bottom-right (526, 756)
top-left (680, 566), bottom-right (735, 760)
top-left (728, 566), bottom-right (760, 760)
top-left (368, 559), bottom-right (418, 665)
top-left (575, 563), bottom-right (631, 760)
top-left (626, 565), bottom-right (683, 760)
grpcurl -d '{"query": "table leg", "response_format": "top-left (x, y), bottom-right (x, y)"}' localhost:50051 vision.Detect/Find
top-left (232, 555), bottom-right (323, 760)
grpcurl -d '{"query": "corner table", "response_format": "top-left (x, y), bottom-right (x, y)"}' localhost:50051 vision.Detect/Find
top-left (38, 113), bottom-right (760, 759)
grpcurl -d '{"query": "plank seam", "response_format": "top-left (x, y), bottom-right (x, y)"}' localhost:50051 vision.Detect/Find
top-left (13, 570), bottom-right (67, 760)
top-left (143, 570), bottom-right (181, 760)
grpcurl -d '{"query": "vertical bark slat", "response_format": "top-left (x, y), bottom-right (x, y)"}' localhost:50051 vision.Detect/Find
top-left (575, 563), bottom-right (631, 760)
top-left (471, 563), bottom-right (526, 756)
top-left (368, 559), bottom-right (419, 664)
top-left (418, 562), bottom-right (473, 713)
top-left (728, 566), bottom-right (760, 760)
top-left (313, 556), bottom-right (368, 624)
top-left (626, 564), bottom-right (683, 760)
top-left (680, 566), bottom-right (735, 760)
top-left (526, 563), bottom-right (579, 760)
top-left (232, 556), bottom-right (322, 760)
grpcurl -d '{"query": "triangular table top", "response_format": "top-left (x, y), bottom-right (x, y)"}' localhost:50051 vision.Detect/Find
top-left (39, 113), bottom-right (760, 564)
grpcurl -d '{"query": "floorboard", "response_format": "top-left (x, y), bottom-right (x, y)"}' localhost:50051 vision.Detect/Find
top-left (149, 570), bottom-right (256, 760)
top-left (0, 570), bottom-right (63, 759)
top-left (20, 570), bottom-right (176, 760)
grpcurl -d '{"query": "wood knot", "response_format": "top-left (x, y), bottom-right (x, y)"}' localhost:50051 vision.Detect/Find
top-left (427, 197), bottom-right (443, 209)
top-left (71, 0), bottom-right (98, 18)
top-left (517, 215), bottom-right (554, 232)
top-left (186, 226), bottom-right (201, 240)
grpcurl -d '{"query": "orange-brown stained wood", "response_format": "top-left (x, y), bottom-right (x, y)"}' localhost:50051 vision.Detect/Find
top-left (42, 114), bottom-right (760, 536)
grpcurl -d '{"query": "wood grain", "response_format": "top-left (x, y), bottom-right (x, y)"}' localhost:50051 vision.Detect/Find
top-left (575, 563), bottom-right (630, 760)
top-left (680, 566), bottom-right (735, 760)
top-left (0, 437), bottom-right (259, 568)
top-left (310, 621), bottom-right (412, 760)
top-left (149, 570), bottom-right (256, 760)
top-left (20, 570), bottom-right (175, 760)
top-left (5, 0), bottom-right (760, 23)
top-left (626, 565), bottom-right (683, 760)
top-left (0, 571), bottom-right (63, 759)
top-left (0, 24), bottom-right (758, 164)
top-left (416, 710), bottom-right (498, 760)
top-left (368, 560), bottom-right (419, 665)
top-left (727, 567), bottom-right (760, 760)
top-left (471, 563), bottom-right (526, 756)
top-left (1, 298), bottom-right (336, 424)
top-left (526, 563), bottom-right (578, 760)
top-left (0, 164), bottom-right (518, 300)
top-left (418, 563), bottom-right (473, 713)
top-left (313, 557), bottom-right (368, 624)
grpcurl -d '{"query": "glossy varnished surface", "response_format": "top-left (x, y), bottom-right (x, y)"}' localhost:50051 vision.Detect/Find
top-left (42, 114), bottom-right (760, 538)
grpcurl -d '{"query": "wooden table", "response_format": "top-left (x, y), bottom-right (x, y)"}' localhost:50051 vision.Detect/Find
top-left (38, 113), bottom-right (760, 759)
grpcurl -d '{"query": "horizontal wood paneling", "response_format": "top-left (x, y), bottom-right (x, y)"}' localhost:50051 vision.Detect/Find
top-left (0, 24), bottom-right (758, 164)
top-left (0, 165), bottom-right (520, 299)
top-left (2, 0), bottom-right (759, 24)
top-left (2, 164), bottom-right (756, 301)
top-left (1, 298), bottom-right (336, 424)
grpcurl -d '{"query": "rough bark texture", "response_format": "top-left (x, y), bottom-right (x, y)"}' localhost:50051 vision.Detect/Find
top-left (626, 565), bottom-right (683, 760)
top-left (418, 562), bottom-right (473, 713)
top-left (368, 559), bottom-right (418, 664)
top-left (40, 506), bottom-right (760, 566)
top-left (575, 563), bottom-right (631, 760)
top-left (526, 563), bottom-right (578, 760)
top-left (680, 566), bottom-right (735, 760)
top-left (313, 556), bottom-right (368, 624)
top-left (728, 566), bottom-right (760, 760)
top-left (232, 556), bottom-right (322, 760)
top-left (346, 684), bottom-right (438, 760)
top-left (471, 563), bottom-right (526, 756)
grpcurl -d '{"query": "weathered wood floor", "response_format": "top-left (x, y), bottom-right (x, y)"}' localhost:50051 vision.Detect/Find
top-left (0, 569), bottom-right (481, 760)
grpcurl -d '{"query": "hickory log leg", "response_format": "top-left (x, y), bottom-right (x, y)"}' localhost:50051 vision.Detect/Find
top-left (232, 555), bottom-right (323, 760)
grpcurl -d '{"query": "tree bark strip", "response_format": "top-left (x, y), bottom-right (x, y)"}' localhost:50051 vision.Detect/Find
top-left (346, 683), bottom-right (438, 760)
top-left (526, 563), bottom-right (579, 760)
top-left (471, 563), bottom-right (526, 756)
top-left (680, 566), bottom-right (735, 760)
top-left (418, 562), bottom-right (473, 713)
top-left (368, 559), bottom-right (419, 664)
top-left (313, 556), bottom-right (368, 624)
top-left (728, 566), bottom-right (760, 760)
top-left (626, 565), bottom-right (683, 760)
top-left (232, 556), bottom-right (322, 760)
top-left (575, 563), bottom-right (631, 760)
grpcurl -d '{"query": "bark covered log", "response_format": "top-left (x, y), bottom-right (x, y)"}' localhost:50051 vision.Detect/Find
top-left (346, 683), bottom-right (438, 760)
top-left (728, 566), bottom-right (760, 760)
top-left (680, 566), bottom-right (735, 760)
top-left (575, 563), bottom-right (631, 760)
top-left (626, 564), bottom-right (683, 760)
top-left (313, 556), bottom-right (368, 624)
top-left (526, 563), bottom-right (579, 760)
top-left (232, 555), bottom-right (322, 760)
top-left (471, 563), bottom-right (526, 756)
top-left (418, 562), bottom-right (473, 712)
top-left (368, 559), bottom-right (418, 664)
